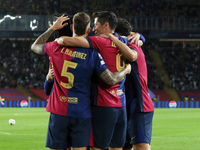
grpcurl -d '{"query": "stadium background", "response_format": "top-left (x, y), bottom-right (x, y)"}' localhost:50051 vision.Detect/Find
top-left (0, 0), bottom-right (200, 107)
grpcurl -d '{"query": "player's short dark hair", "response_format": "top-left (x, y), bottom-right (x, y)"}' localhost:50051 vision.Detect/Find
top-left (115, 18), bottom-right (132, 36)
top-left (54, 13), bottom-right (73, 38)
top-left (92, 11), bottom-right (118, 31)
top-left (73, 12), bottom-right (90, 36)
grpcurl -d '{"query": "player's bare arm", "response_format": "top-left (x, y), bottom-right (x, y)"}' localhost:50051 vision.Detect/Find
top-left (100, 64), bottom-right (131, 85)
top-left (57, 36), bottom-right (90, 48)
top-left (31, 14), bottom-right (69, 55)
top-left (108, 33), bottom-right (138, 62)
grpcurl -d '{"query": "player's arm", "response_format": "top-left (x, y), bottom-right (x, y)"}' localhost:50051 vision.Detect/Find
top-left (31, 14), bottom-right (69, 55)
top-left (44, 79), bottom-right (54, 96)
top-left (100, 64), bottom-right (131, 85)
top-left (46, 68), bottom-right (54, 82)
top-left (57, 36), bottom-right (90, 48)
top-left (108, 33), bottom-right (138, 62)
top-left (44, 62), bottom-right (54, 95)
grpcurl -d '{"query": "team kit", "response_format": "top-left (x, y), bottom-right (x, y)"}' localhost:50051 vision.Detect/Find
top-left (31, 11), bottom-right (154, 150)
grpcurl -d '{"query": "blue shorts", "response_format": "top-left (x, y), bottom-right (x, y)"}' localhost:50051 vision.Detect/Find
top-left (46, 113), bottom-right (91, 149)
top-left (127, 111), bottom-right (154, 145)
top-left (91, 106), bottom-right (127, 149)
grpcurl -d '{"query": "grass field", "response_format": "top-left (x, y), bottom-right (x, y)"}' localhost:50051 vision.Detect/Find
top-left (0, 108), bottom-right (200, 150)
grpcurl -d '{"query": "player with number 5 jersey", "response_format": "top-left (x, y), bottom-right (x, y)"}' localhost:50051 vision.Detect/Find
top-left (31, 12), bottom-right (131, 150)
top-left (57, 11), bottom-right (136, 150)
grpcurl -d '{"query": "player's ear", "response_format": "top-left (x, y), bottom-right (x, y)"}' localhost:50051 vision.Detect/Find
top-left (87, 27), bottom-right (91, 34)
top-left (70, 24), bottom-right (73, 31)
top-left (104, 22), bottom-right (109, 28)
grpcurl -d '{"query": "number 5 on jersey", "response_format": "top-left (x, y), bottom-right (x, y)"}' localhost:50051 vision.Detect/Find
top-left (60, 60), bottom-right (78, 89)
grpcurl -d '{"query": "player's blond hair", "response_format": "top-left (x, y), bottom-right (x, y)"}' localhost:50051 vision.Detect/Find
top-left (73, 12), bottom-right (90, 35)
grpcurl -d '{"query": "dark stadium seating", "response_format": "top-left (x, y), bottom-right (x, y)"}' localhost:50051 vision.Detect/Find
top-left (179, 90), bottom-right (200, 101)
top-left (0, 88), bottom-right (27, 101)
top-left (152, 90), bottom-right (170, 101)
top-left (29, 89), bottom-right (49, 101)
top-left (0, 0), bottom-right (199, 101)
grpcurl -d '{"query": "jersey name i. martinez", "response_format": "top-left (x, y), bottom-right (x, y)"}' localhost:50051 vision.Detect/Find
top-left (42, 41), bottom-right (108, 118)
top-left (125, 42), bottom-right (154, 112)
top-left (86, 33), bottom-right (127, 107)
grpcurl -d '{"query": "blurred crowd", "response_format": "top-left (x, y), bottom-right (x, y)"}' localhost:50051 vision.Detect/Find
top-left (0, 38), bottom-right (163, 90)
top-left (0, 39), bottom-right (48, 89)
top-left (0, 0), bottom-right (199, 91)
top-left (0, 39), bottom-right (199, 90)
top-left (0, 0), bottom-right (200, 18)
top-left (142, 42), bottom-right (164, 90)
top-left (153, 41), bottom-right (200, 90)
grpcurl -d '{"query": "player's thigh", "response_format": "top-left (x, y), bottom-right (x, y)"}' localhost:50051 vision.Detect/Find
top-left (133, 143), bottom-right (151, 150)
top-left (70, 117), bottom-right (92, 147)
top-left (129, 111), bottom-right (154, 145)
top-left (110, 107), bottom-right (127, 147)
top-left (73, 147), bottom-right (88, 150)
top-left (91, 106), bottom-right (120, 149)
top-left (46, 113), bottom-right (69, 149)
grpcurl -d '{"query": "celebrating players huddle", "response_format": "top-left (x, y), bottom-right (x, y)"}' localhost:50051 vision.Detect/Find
top-left (31, 11), bottom-right (154, 150)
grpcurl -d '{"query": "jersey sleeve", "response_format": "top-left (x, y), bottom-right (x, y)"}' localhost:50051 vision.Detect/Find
top-left (128, 42), bottom-right (139, 58)
top-left (85, 36), bottom-right (104, 52)
top-left (44, 79), bottom-right (54, 96)
top-left (128, 42), bottom-right (137, 50)
top-left (42, 41), bottom-right (59, 56)
top-left (139, 33), bottom-right (145, 43)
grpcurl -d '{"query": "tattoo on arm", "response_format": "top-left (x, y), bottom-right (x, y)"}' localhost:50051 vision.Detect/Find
top-left (31, 28), bottom-right (54, 54)
top-left (100, 69), bottom-right (126, 85)
top-left (35, 28), bottom-right (54, 44)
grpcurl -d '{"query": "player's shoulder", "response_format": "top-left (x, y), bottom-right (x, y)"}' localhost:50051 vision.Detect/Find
top-left (45, 41), bottom-right (62, 48)
top-left (118, 36), bottom-right (128, 44)
top-left (89, 36), bottom-right (108, 41)
top-left (77, 47), bottom-right (98, 53)
top-left (128, 42), bottom-right (140, 50)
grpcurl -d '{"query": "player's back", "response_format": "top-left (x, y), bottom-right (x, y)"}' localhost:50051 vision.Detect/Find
top-left (86, 34), bottom-right (127, 107)
top-left (125, 43), bottom-right (154, 112)
top-left (43, 41), bottom-right (107, 117)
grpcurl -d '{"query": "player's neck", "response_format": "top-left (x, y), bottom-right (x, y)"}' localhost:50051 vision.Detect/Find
top-left (73, 33), bottom-right (88, 38)
top-left (103, 29), bottom-right (114, 34)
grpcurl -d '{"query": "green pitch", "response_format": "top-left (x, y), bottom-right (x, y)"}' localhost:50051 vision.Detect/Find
top-left (152, 108), bottom-right (200, 150)
top-left (0, 108), bottom-right (200, 150)
top-left (0, 108), bottom-right (49, 150)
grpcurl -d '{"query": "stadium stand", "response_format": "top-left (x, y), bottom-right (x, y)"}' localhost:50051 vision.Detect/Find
top-left (29, 89), bottom-right (49, 101)
top-left (0, 0), bottom-right (199, 101)
top-left (0, 39), bottom-right (49, 89)
top-left (179, 90), bottom-right (200, 101)
top-left (0, 88), bottom-right (27, 101)
top-left (157, 41), bottom-right (200, 91)
top-left (152, 90), bottom-right (170, 101)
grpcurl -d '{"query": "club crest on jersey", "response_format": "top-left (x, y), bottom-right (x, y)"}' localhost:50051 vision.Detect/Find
top-left (110, 89), bottom-right (124, 96)
top-left (60, 96), bottom-right (78, 104)
top-left (117, 89), bottom-right (124, 95)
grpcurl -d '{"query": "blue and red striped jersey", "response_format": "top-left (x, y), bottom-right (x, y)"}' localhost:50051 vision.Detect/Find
top-left (86, 33), bottom-right (127, 107)
top-left (125, 42), bottom-right (154, 112)
top-left (42, 41), bottom-right (108, 118)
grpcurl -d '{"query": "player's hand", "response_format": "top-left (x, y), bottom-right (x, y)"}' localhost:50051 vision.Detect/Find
top-left (51, 14), bottom-right (69, 31)
top-left (127, 32), bottom-right (141, 46)
top-left (125, 63), bottom-right (131, 74)
top-left (46, 69), bottom-right (54, 82)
